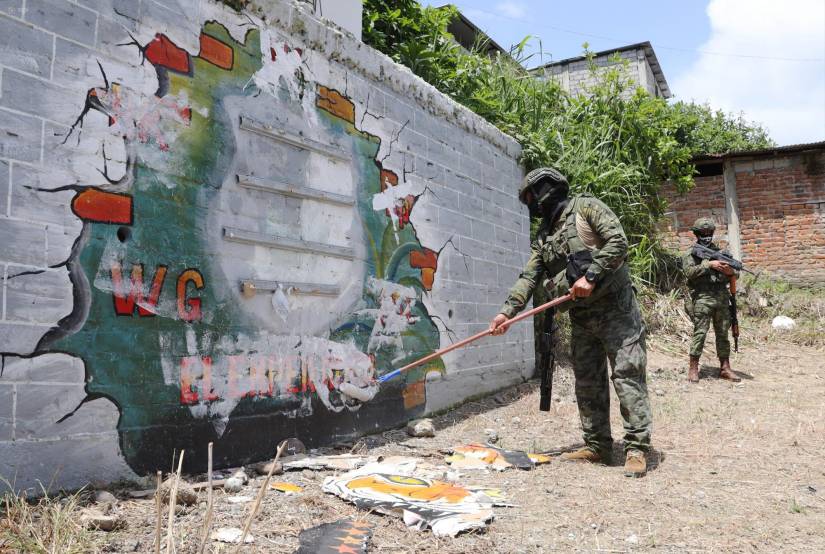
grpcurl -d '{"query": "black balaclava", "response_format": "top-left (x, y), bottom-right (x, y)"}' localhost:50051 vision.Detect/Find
top-left (696, 232), bottom-right (714, 247)
top-left (532, 179), bottom-right (569, 225)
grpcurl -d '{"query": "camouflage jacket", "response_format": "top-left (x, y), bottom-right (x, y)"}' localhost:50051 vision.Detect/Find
top-left (499, 195), bottom-right (630, 318)
top-left (682, 242), bottom-right (739, 296)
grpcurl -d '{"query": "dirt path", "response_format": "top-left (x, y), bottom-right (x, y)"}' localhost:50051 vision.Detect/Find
top-left (98, 339), bottom-right (824, 553)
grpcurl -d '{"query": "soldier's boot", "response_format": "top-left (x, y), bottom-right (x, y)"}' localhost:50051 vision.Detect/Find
top-left (688, 356), bottom-right (700, 383)
top-left (624, 449), bottom-right (647, 478)
top-left (719, 358), bottom-right (740, 382)
top-left (559, 447), bottom-right (612, 465)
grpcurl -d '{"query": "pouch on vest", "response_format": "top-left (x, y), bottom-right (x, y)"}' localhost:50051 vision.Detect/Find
top-left (566, 250), bottom-right (593, 286)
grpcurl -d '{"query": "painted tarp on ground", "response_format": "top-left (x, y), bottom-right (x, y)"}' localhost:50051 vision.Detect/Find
top-left (322, 458), bottom-right (509, 536)
top-left (1, 1), bottom-right (451, 481)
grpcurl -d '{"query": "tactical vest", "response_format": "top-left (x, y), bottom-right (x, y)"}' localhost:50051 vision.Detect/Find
top-left (535, 196), bottom-right (631, 308)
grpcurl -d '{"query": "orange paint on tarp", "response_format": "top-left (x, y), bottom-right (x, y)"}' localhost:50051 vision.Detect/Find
top-left (72, 189), bottom-right (133, 224)
top-left (145, 33), bottom-right (190, 74)
top-left (345, 475), bottom-right (471, 504)
top-left (199, 33), bottom-right (233, 69)
top-left (316, 85), bottom-right (355, 124)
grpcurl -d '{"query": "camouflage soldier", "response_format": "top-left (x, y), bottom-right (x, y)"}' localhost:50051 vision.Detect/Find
top-left (683, 218), bottom-right (740, 383)
top-left (489, 167), bottom-right (652, 477)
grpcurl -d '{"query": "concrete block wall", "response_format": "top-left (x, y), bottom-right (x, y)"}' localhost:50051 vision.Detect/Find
top-left (0, 0), bottom-right (529, 493)
top-left (661, 149), bottom-right (825, 284)
top-left (538, 49), bottom-right (651, 99)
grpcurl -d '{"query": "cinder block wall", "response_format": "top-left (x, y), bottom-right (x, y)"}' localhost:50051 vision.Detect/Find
top-left (661, 149), bottom-right (825, 284)
top-left (0, 0), bottom-right (530, 493)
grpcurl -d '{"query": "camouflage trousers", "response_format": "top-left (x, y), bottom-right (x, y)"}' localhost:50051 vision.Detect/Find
top-left (688, 292), bottom-right (732, 359)
top-left (569, 283), bottom-right (652, 455)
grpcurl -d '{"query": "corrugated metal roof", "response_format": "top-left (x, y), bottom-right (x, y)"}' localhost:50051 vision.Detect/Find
top-left (693, 141), bottom-right (825, 162)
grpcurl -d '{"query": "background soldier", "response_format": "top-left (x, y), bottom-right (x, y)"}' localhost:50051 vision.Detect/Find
top-left (683, 218), bottom-right (741, 383)
top-left (489, 167), bottom-right (652, 477)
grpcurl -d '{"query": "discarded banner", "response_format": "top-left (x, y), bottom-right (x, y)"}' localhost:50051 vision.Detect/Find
top-left (445, 444), bottom-right (552, 471)
top-left (322, 460), bottom-right (509, 537)
top-left (283, 454), bottom-right (376, 472)
top-left (294, 519), bottom-right (373, 554)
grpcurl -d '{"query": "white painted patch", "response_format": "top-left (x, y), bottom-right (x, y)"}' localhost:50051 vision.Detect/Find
top-left (359, 278), bottom-right (420, 356)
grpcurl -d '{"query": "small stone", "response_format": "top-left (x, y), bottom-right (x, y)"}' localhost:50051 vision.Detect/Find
top-left (227, 495), bottom-right (254, 504)
top-left (483, 428), bottom-right (500, 443)
top-left (158, 478), bottom-right (198, 506)
top-left (655, 388), bottom-right (665, 396)
top-left (80, 509), bottom-right (126, 531)
top-left (224, 477), bottom-right (244, 493)
top-left (301, 469), bottom-right (315, 480)
top-left (405, 418), bottom-right (435, 438)
top-left (772, 315), bottom-right (796, 330)
top-left (512, 417), bottom-right (521, 424)
top-left (231, 470), bottom-right (249, 484)
top-left (94, 490), bottom-right (118, 505)
top-left (626, 533), bottom-right (639, 544)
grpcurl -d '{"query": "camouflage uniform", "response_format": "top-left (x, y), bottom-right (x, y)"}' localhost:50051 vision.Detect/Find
top-left (500, 194), bottom-right (652, 456)
top-left (683, 242), bottom-right (738, 359)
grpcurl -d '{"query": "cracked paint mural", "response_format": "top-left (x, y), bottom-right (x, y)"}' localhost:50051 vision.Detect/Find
top-left (1, 8), bottom-right (448, 476)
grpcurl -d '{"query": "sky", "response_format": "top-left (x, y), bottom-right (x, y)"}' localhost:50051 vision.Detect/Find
top-left (424, 0), bottom-right (825, 146)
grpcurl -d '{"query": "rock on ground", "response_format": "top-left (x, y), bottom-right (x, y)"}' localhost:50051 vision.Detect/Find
top-left (406, 418), bottom-right (435, 437)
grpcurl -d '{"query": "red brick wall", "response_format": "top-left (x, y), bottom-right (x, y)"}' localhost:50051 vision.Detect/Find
top-left (660, 173), bottom-right (732, 251)
top-left (735, 153), bottom-right (825, 284)
top-left (660, 150), bottom-right (825, 284)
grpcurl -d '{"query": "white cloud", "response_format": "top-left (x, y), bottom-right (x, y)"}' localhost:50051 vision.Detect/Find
top-left (495, 1), bottom-right (527, 19)
top-left (672, 0), bottom-right (825, 145)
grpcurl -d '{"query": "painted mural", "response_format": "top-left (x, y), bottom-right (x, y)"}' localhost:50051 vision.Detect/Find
top-left (7, 7), bottom-right (447, 475)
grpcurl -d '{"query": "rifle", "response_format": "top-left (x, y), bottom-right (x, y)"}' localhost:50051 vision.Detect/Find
top-left (537, 307), bottom-right (557, 412)
top-left (692, 243), bottom-right (755, 275)
top-left (729, 276), bottom-right (740, 352)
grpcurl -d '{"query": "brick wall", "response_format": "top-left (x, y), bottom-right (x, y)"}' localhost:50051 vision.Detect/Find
top-left (661, 150), bottom-right (825, 284)
top-left (661, 174), bottom-right (731, 251)
top-left (0, 0), bottom-right (530, 493)
top-left (735, 154), bottom-right (825, 284)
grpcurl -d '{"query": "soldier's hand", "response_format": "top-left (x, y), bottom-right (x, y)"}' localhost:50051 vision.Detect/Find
top-left (710, 260), bottom-right (734, 275)
top-left (489, 314), bottom-right (510, 335)
top-left (571, 276), bottom-right (595, 298)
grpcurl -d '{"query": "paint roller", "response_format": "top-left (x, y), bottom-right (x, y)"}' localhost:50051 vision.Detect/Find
top-left (378, 293), bottom-right (573, 384)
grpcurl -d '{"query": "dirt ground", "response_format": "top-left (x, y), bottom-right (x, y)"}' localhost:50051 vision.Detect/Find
top-left (78, 336), bottom-right (825, 553)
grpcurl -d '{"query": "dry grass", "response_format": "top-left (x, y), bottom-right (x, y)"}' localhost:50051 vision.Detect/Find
top-left (0, 486), bottom-right (101, 554)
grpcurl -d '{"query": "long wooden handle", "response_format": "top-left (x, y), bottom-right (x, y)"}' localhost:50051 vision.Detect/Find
top-left (378, 293), bottom-right (573, 383)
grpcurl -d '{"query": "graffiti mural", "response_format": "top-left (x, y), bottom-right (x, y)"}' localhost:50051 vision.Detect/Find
top-left (3, 6), bottom-right (448, 476)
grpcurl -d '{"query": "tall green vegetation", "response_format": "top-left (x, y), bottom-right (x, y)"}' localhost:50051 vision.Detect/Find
top-left (363, 0), bottom-right (773, 287)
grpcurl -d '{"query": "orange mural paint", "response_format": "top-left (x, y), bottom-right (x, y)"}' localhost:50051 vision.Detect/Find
top-left (176, 268), bottom-right (204, 322)
top-left (144, 33), bottom-right (191, 74)
top-left (72, 189), bottom-right (133, 225)
top-left (316, 85), bottom-right (356, 124)
top-left (199, 33), bottom-right (233, 69)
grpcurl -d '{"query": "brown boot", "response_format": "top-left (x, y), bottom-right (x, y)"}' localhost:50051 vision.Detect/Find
top-left (719, 359), bottom-right (741, 382)
top-left (688, 356), bottom-right (700, 383)
top-left (559, 447), bottom-right (611, 465)
top-left (624, 449), bottom-right (647, 477)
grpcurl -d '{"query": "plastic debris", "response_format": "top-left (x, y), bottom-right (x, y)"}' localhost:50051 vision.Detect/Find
top-left (295, 518), bottom-right (373, 553)
top-left (283, 454), bottom-right (376, 471)
top-left (772, 315), bottom-right (796, 330)
top-left (212, 527), bottom-right (254, 544)
top-left (445, 444), bottom-right (552, 471)
top-left (226, 495), bottom-right (254, 504)
top-left (271, 482), bottom-right (303, 494)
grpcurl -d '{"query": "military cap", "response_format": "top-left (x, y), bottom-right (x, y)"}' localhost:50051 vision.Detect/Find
top-left (519, 167), bottom-right (569, 204)
top-left (691, 217), bottom-right (716, 233)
